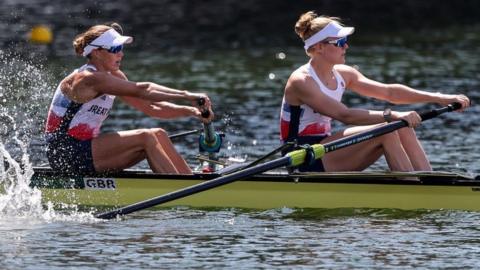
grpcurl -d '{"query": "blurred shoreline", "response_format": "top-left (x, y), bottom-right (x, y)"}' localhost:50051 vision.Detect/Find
top-left (1, 0), bottom-right (480, 57)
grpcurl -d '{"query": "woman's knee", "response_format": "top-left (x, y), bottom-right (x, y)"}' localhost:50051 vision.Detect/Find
top-left (151, 128), bottom-right (167, 136)
top-left (135, 128), bottom-right (160, 144)
top-left (379, 131), bottom-right (402, 144)
top-left (397, 127), bottom-right (417, 139)
top-left (150, 128), bottom-right (172, 143)
top-left (142, 128), bottom-right (172, 146)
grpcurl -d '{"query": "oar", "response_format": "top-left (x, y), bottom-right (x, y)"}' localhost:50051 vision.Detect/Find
top-left (168, 129), bottom-right (202, 139)
top-left (221, 142), bottom-right (296, 175)
top-left (95, 103), bottom-right (462, 219)
top-left (197, 99), bottom-right (223, 171)
top-left (168, 98), bottom-right (214, 140)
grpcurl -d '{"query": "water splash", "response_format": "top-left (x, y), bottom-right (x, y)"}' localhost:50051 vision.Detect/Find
top-left (0, 139), bottom-right (41, 216)
top-left (0, 49), bottom-right (97, 223)
top-left (1, 140), bottom-right (97, 223)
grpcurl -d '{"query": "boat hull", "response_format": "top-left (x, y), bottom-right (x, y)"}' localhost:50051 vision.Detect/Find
top-left (30, 168), bottom-right (480, 211)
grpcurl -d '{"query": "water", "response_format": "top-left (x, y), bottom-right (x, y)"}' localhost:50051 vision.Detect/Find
top-left (1, 24), bottom-right (480, 268)
top-left (2, 209), bottom-right (480, 269)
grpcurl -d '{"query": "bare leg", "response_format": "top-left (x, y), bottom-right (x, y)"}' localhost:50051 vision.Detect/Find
top-left (151, 128), bottom-right (192, 174)
top-left (91, 128), bottom-right (192, 174)
top-left (321, 125), bottom-right (414, 172)
top-left (397, 128), bottom-right (432, 171)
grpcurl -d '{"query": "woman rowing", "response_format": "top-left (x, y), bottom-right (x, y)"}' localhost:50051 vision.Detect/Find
top-left (45, 23), bottom-right (213, 175)
top-left (280, 11), bottom-right (470, 172)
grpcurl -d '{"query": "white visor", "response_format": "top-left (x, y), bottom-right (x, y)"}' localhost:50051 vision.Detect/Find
top-left (303, 21), bottom-right (354, 50)
top-left (82, 29), bottom-right (133, 57)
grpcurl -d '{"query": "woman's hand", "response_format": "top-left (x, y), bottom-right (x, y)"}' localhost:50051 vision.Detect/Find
top-left (437, 94), bottom-right (470, 111)
top-left (186, 92), bottom-right (211, 108)
top-left (185, 91), bottom-right (215, 123)
top-left (392, 111), bottom-right (422, 128)
top-left (192, 107), bottom-right (215, 123)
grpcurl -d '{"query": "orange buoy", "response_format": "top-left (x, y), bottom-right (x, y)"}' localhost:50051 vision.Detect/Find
top-left (28, 25), bottom-right (53, 44)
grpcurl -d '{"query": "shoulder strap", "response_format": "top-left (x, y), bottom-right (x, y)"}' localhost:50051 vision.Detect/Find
top-left (286, 105), bottom-right (302, 142)
top-left (57, 102), bottom-right (83, 135)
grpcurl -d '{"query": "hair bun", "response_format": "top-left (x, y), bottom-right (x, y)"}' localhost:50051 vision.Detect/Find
top-left (110, 23), bottom-right (123, 34)
top-left (295, 11), bottom-right (318, 40)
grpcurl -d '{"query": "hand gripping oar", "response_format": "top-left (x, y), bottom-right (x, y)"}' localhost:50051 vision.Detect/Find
top-left (95, 103), bottom-right (462, 219)
top-left (197, 99), bottom-right (223, 172)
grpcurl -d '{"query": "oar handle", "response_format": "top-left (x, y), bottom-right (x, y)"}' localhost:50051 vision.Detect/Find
top-left (419, 102), bottom-right (461, 121)
top-left (201, 110), bottom-right (210, 119)
top-left (197, 98), bottom-right (222, 154)
top-left (197, 98), bottom-right (215, 143)
top-left (197, 97), bottom-right (206, 106)
top-left (197, 98), bottom-right (210, 118)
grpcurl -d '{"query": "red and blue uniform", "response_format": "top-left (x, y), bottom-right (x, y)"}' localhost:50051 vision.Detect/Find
top-left (279, 63), bottom-right (346, 171)
top-left (45, 64), bottom-right (115, 174)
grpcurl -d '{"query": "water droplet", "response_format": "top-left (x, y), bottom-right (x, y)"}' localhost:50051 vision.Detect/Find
top-left (268, 73), bottom-right (275, 80)
top-left (276, 52), bottom-right (286, 60)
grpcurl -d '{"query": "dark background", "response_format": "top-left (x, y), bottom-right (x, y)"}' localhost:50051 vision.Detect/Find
top-left (1, 0), bottom-right (480, 54)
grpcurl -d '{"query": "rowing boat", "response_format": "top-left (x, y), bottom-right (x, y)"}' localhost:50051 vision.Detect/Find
top-left (19, 103), bottom-right (476, 217)
top-left (31, 167), bottom-right (480, 211)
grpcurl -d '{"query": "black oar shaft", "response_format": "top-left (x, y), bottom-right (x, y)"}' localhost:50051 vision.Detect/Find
top-left (204, 123), bottom-right (216, 143)
top-left (169, 129), bottom-right (201, 139)
top-left (324, 121), bottom-right (406, 153)
top-left (240, 142), bottom-right (295, 170)
top-left (419, 102), bottom-right (461, 121)
top-left (323, 103), bottom-right (461, 153)
top-left (95, 157), bottom-right (290, 219)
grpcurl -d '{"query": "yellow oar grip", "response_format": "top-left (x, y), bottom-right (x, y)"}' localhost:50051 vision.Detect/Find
top-left (286, 144), bottom-right (325, 167)
top-left (312, 144), bottom-right (326, 159)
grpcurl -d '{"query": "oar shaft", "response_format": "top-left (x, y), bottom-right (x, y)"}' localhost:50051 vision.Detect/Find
top-left (324, 121), bottom-right (405, 153)
top-left (240, 142), bottom-right (295, 170)
top-left (197, 98), bottom-right (215, 142)
top-left (169, 129), bottom-right (201, 139)
top-left (419, 102), bottom-right (461, 121)
top-left (203, 122), bottom-right (216, 143)
top-left (95, 156), bottom-right (291, 219)
top-left (325, 103), bottom-right (461, 153)
top-left (287, 103), bottom-right (462, 166)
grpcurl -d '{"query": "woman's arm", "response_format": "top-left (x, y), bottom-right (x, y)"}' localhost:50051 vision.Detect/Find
top-left (149, 102), bottom-right (203, 119)
top-left (121, 97), bottom-right (214, 122)
top-left (338, 65), bottom-right (470, 108)
top-left (61, 70), bottom-right (210, 105)
top-left (287, 73), bottom-right (384, 125)
top-left (287, 71), bottom-right (421, 127)
top-left (110, 70), bottom-right (214, 122)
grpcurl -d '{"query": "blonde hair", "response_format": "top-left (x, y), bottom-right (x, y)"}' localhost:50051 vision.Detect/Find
top-left (72, 22), bottom-right (124, 56)
top-left (295, 11), bottom-right (343, 41)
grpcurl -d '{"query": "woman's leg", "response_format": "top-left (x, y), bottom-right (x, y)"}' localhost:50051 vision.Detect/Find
top-left (321, 125), bottom-right (414, 172)
top-left (91, 128), bottom-right (192, 174)
top-left (149, 128), bottom-right (192, 173)
top-left (397, 128), bottom-right (432, 171)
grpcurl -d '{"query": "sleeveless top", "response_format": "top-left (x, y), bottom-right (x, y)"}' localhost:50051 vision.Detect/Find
top-left (280, 62), bottom-right (346, 142)
top-left (45, 64), bottom-right (116, 141)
